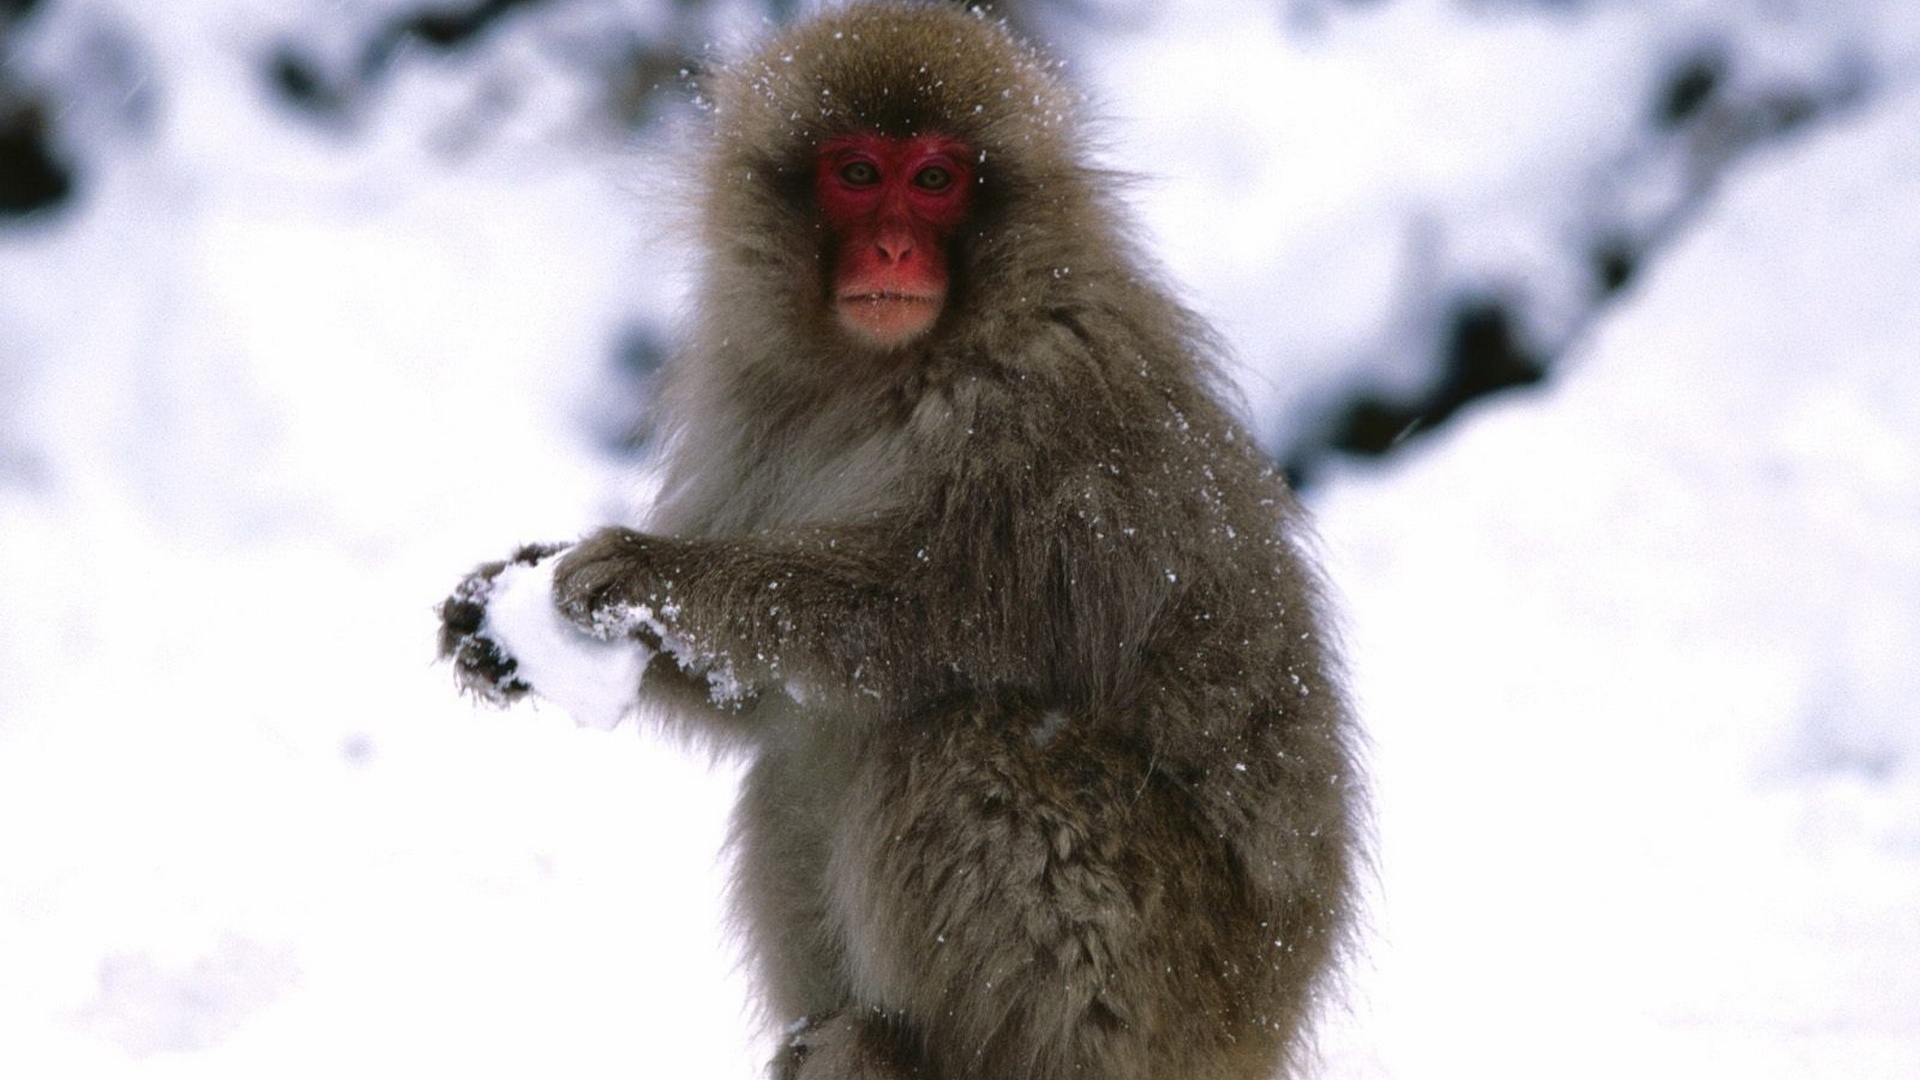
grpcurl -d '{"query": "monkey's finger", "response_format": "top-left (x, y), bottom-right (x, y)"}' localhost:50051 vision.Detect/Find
top-left (438, 596), bottom-right (486, 640)
top-left (449, 631), bottom-right (531, 704)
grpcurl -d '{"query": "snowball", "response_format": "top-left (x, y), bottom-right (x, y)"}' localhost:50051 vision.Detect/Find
top-left (482, 556), bottom-right (653, 731)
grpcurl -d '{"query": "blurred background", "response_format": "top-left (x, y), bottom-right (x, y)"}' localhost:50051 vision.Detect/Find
top-left (2, 0), bottom-right (1916, 1075)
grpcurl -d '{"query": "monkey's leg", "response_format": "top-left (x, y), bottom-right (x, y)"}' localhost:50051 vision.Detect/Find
top-left (826, 695), bottom-right (1292, 1080)
top-left (731, 714), bottom-right (869, 1026)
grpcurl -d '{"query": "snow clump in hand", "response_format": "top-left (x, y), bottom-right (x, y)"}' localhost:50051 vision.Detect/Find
top-left (482, 555), bottom-right (654, 731)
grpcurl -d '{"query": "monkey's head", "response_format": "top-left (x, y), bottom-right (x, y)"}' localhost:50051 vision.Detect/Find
top-left (697, 2), bottom-right (1094, 358)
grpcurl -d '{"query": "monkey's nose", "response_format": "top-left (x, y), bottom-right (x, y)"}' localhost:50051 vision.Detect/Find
top-left (876, 232), bottom-right (916, 264)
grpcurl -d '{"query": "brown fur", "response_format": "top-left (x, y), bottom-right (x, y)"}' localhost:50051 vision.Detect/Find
top-left (440, 4), bottom-right (1360, 1077)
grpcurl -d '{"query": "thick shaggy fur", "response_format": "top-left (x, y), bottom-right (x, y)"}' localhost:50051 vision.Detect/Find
top-left (442, 4), bottom-right (1360, 1077)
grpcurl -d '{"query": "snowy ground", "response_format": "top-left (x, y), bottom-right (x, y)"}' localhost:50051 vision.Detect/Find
top-left (1314, 83), bottom-right (1920, 1078)
top-left (3, 1), bottom-right (1918, 1077)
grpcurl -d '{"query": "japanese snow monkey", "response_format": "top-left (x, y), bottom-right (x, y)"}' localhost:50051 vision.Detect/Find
top-left (438, 3), bottom-right (1360, 1077)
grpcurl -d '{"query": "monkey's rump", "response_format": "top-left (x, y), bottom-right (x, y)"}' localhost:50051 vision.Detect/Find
top-left (829, 694), bottom-right (1307, 1079)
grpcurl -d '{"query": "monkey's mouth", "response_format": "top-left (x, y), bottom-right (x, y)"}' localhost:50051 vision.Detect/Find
top-left (836, 291), bottom-right (944, 346)
top-left (839, 290), bottom-right (940, 306)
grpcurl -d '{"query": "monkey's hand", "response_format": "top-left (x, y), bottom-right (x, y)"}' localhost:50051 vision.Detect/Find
top-left (440, 540), bottom-right (656, 730)
top-left (437, 542), bottom-right (570, 705)
top-left (550, 527), bottom-right (668, 642)
top-left (553, 528), bottom-right (768, 716)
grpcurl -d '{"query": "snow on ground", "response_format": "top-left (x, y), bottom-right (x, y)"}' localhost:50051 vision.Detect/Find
top-left (1, 5), bottom-right (759, 1076)
top-left (1314, 82), bottom-right (1920, 1078)
top-left (2, 1), bottom-right (1917, 1077)
top-left (1079, 0), bottom-right (1920, 447)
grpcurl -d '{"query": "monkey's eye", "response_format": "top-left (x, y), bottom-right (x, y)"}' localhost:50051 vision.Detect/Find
top-left (839, 161), bottom-right (880, 186)
top-left (913, 165), bottom-right (954, 191)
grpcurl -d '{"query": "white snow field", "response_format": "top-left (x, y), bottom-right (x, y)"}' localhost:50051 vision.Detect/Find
top-left (1313, 82), bottom-right (1920, 1079)
top-left (1, 1), bottom-right (1916, 1076)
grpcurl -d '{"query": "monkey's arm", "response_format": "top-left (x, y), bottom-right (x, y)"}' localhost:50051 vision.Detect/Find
top-left (551, 524), bottom-right (919, 706)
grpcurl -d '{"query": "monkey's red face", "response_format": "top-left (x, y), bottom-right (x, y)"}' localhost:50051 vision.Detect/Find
top-left (816, 133), bottom-right (974, 348)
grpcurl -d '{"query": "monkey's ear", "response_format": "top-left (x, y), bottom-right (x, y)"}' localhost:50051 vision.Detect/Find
top-left (768, 162), bottom-right (819, 214)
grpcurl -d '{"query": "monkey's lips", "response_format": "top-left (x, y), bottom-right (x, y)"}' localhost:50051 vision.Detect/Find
top-left (836, 290), bottom-right (944, 346)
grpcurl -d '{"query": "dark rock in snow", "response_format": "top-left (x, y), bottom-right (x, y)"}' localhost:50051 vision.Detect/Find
top-left (0, 98), bottom-right (73, 216)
